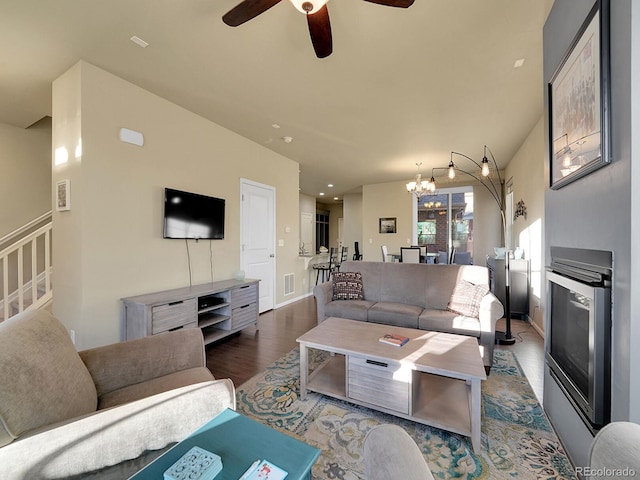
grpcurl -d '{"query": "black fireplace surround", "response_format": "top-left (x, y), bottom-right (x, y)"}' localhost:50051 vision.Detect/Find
top-left (546, 247), bottom-right (612, 431)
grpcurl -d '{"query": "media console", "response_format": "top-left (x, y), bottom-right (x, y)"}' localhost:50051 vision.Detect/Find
top-left (121, 278), bottom-right (259, 345)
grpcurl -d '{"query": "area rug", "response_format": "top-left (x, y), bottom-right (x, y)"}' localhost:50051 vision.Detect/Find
top-left (236, 348), bottom-right (577, 479)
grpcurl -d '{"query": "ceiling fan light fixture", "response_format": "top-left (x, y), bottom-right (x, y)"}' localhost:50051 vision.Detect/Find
top-left (289, 0), bottom-right (328, 15)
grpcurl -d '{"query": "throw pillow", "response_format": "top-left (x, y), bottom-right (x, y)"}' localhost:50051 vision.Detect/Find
top-left (332, 272), bottom-right (364, 301)
top-left (447, 280), bottom-right (489, 318)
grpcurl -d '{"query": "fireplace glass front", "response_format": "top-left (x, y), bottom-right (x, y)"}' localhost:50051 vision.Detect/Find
top-left (546, 247), bottom-right (612, 430)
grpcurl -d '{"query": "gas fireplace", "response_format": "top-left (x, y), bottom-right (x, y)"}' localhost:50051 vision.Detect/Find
top-left (546, 247), bottom-right (612, 431)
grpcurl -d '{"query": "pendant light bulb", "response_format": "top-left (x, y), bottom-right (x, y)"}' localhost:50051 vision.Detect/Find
top-left (448, 160), bottom-right (455, 179)
top-left (481, 157), bottom-right (490, 176)
top-left (427, 176), bottom-right (436, 193)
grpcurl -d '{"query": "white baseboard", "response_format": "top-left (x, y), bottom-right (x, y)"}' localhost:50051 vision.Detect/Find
top-left (275, 291), bottom-right (313, 309)
top-left (524, 314), bottom-right (545, 339)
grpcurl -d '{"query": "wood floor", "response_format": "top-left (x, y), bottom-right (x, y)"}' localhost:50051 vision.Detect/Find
top-left (206, 296), bottom-right (545, 404)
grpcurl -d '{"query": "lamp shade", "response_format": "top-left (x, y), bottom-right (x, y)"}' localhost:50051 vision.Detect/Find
top-left (289, 0), bottom-right (328, 14)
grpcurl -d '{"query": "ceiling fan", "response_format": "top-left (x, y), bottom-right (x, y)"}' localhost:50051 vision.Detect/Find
top-left (222, 0), bottom-right (414, 59)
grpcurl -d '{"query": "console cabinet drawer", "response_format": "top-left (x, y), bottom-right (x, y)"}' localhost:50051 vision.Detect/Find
top-left (152, 299), bottom-right (197, 334)
top-left (232, 284), bottom-right (258, 307)
top-left (347, 356), bottom-right (410, 414)
top-left (232, 303), bottom-right (258, 330)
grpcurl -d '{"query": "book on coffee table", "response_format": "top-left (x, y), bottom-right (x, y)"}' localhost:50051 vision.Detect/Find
top-left (241, 459), bottom-right (288, 479)
top-left (378, 333), bottom-right (409, 347)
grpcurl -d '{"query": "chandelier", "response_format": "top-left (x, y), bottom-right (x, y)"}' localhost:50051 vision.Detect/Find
top-left (406, 162), bottom-right (436, 198)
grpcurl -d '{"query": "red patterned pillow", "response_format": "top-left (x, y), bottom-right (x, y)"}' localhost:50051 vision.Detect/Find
top-left (447, 280), bottom-right (489, 317)
top-left (332, 272), bottom-right (364, 301)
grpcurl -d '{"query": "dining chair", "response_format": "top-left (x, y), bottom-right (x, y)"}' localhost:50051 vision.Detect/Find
top-left (452, 251), bottom-right (472, 265)
top-left (352, 242), bottom-right (363, 261)
top-left (312, 247), bottom-right (338, 285)
top-left (400, 247), bottom-right (421, 263)
top-left (449, 247), bottom-right (457, 265)
top-left (437, 251), bottom-right (448, 264)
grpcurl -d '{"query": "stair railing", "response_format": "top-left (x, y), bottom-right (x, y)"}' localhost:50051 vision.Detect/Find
top-left (0, 213), bottom-right (53, 321)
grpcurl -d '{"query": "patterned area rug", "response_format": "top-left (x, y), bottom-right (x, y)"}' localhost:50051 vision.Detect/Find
top-left (236, 348), bottom-right (577, 479)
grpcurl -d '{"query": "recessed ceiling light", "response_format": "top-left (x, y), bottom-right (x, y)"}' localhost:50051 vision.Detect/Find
top-left (514, 58), bottom-right (525, 68)
top-left (130, 35), bottom-right (149, 48)
top-left (319, 192), bottom-right (325, 196)
top-left (333, 197), bottom-right (339, 201)
top-left (272, 124), bottom-right (281, 129)
top-left (327, 184), bottom-right (334, 187)
top-left (282, 136), bottom-right (293, 143)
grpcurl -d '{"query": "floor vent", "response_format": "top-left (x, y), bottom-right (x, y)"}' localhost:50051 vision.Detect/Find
top-left (284, 273), bottom-right (295, 296)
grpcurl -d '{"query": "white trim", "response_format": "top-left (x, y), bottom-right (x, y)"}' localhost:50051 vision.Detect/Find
top-left (527, 315), bottom-right (546, 339)
top-left (0, 269), bottom-right (53, 319)
top-left (275, 291), bottom-right (313, 309)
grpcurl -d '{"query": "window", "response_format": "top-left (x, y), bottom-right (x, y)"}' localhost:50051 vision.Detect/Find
top-left (417, 220), bottom-right (436, 244)
top-left (417, 188), bottom-right (474, 260)
top-left (316, 212), bottom-right (329, 253)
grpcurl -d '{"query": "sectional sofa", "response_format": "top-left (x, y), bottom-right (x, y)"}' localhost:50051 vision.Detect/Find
top-left (313, 261), bottom-right (504, 369)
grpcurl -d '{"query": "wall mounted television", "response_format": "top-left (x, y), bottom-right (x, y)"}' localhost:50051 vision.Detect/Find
top-left (163, 188), bottom-right (225, 240)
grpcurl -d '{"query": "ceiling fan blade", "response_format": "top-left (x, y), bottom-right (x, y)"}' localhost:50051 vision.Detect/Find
top-left (307, 5), bottom-right (332, 58)
top-left (222, 0), bottom-right (283, 26)
top-left (363, 0), bottom-right (414, 8)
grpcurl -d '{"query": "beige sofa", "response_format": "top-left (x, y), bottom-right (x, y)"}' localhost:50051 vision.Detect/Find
top-left (0, 309), bottom-right (235, 479)
top-left (313, 261), bottom-right (504, 368)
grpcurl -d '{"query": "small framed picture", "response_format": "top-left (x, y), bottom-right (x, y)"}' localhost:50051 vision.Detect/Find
top-left (379, 217), bottom-right (396, 234)
top-left (56, 179), bottom-right (70, 211)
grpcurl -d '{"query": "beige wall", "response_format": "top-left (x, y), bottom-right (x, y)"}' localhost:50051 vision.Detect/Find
top-left (0, 119), bottom-right (51, 239)
top-left (52, 61), bottom-right (303, 349)
top-left (343, 192), bottom-right (363, 257)
top-left (362, 180), bottom-right (414, 261)
top-left (362, 180), bottom-right (501, 265)
top-left (505, 116), bottom-right (545, 332)
top-left (471, 184), bottom-right (503, 264)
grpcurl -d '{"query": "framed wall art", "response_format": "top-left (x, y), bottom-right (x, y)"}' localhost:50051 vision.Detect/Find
top-left (379, 217), bottom-right (396, 234)
top-left (56, 179), bottom-right (70, 211)
top-left (548, 0), bottom-right (610, 190)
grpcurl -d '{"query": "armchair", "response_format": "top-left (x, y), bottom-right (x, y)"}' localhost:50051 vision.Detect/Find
top-left (0, 309), bottom-right (235, 479)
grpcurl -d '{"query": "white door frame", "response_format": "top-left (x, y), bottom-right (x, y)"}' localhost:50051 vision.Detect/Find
top-left (240, 178), bottom-right (276, 312)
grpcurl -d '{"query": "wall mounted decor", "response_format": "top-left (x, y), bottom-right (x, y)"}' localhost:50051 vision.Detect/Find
top-left (56, 179), bottom-right (70, 211)
top-left (379, 217), bottom-right (396, 234)
top-left (549, 0), bottom-right (610, 190)
top-left (514, 199), bottom-right (527, 221)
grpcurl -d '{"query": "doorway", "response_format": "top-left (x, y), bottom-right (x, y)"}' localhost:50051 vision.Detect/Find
top-left (240, 179), bottom-right (275, 312)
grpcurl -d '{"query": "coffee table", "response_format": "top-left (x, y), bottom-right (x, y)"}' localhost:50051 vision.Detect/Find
top-left (297, 317), bottom-right (486, 451)
top-left (130, 408), bottom-right (320, 479)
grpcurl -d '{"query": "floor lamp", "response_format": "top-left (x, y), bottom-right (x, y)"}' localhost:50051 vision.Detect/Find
top-left (422, 145), bottom-right (516, 345)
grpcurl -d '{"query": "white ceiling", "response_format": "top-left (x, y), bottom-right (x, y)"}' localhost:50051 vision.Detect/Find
top-left (0, 0), bottom-right (553, 201)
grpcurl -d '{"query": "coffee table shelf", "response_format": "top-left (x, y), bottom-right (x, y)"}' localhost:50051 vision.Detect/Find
top-left (308, 354), bottom-right (347, 399)
top-left (298, 317), bottom-right (485, 451)
top-left (412, 373), bottom-right (472, 437)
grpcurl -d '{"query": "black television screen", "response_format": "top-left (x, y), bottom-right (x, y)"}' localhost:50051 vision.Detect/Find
top-left (163, 188), bottom-right (225, 240)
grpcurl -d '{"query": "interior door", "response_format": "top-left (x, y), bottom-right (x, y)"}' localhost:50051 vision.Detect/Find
top-left (240, 179), bottom-right (275, 312)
